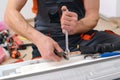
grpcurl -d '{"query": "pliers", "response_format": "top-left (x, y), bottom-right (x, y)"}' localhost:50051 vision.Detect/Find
top-left (55, 50), bottom-right (69, 60)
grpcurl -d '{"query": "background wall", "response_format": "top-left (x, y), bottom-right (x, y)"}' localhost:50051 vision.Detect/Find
top-left (0, 0), bottom-right (120, 21)
top-left (100, 0), bottom-right (117, 17)
top-left (117, 0), bottom-right (120, 17)
top-left (0, 0), bottom-right (35, 21)
top-left (0, 0), bottom-right (7, 21)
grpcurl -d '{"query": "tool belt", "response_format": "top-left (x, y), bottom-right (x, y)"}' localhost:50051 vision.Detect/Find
top-left (79, 30), bottom-right (120, 54)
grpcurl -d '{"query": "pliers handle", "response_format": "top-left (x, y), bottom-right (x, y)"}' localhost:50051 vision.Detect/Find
top-left (54, 50), bottom-right (69, 60)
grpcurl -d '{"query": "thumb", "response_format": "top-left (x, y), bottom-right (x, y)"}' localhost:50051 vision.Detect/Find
top-left (61, 6), bottom-right (69, 34)
top-left (61, 6), bottom-right (69, 13)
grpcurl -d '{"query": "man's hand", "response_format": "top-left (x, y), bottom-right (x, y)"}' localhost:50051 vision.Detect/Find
top-left (35, 34), bottom-right (63, 62)
top-left (61, 6), bottom-right (79, 35)
top-left (60, 1), bottom-right (99, 34)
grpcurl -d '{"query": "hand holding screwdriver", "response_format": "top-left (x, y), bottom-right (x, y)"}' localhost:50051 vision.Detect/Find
top-left (61, 6), bottom-right (70, 57)
top-left (60, 6), bottom-right (78, 35)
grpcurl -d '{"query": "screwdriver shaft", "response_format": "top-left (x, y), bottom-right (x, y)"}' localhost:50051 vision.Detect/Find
top-left (65, 31), bottom-right (70, 54)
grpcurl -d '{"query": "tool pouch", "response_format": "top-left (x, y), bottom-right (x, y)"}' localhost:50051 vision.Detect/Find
top-left (79, 30), bottom-right (120, 54)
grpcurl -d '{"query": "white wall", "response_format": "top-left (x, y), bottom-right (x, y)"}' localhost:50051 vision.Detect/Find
top-left (0, 0), bottom-right (35, 21)
top-left (117, 0), bottom-right (120, 17)
top-left (100, 0), bottom-right (117, 17)
top-left (21, 0), bottom-right (35, 19)
top-left (100, 0), bottom-right (120, 17)
top-left (0, 0), bottom-right (7, 21)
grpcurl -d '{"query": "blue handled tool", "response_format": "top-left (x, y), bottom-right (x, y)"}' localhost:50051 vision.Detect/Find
top-left (84, 51), bottom-right (120, 59)
top-left (100, 51), bottom-right (120, 58)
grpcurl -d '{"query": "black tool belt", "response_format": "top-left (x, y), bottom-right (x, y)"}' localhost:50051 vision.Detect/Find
top-left (78, 30), bottom-right (120, 54)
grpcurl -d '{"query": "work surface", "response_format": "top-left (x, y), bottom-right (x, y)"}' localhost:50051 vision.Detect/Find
top-left (1, 18), bottom-right (120, 65)
top-left (1, 54), bottom-right (120, 80)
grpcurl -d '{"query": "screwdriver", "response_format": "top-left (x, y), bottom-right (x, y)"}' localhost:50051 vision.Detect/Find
top-left (55, 6), bottom-right (70, 60)
top-left (65, 30), bottom-right (70, 56)
top-left (62, 6), bottom-right (70, 58)
top-left (54, 30), bottom-right (70, 60)
top-left (54, 31), bottom-right (70, 60)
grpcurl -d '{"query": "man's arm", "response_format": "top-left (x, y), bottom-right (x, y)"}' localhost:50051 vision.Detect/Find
top-left (4, 0), bottom-right (43, 43)
top-left (4, 0), bottom-right (62, 61)
top-left (78, 0), bottom-right (99, 32)
top-left (61, 0), bottom-right (99, 34)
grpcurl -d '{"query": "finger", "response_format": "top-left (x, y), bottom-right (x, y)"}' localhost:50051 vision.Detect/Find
top-left (61, 25), bottom-right (70, 30)
top-left (61, 6), bottom-right (78, 18)
top-left (51, 52), bottom-right (62, 62)
top-left (61, 20), bottom-right (72, 26)
top-left (64, 11), bottom-right (78, 17)
top-left (62, 29), bottom-right (66, 34)
top-left (61, 6), bottom-right (69, 13)
top-left (61, 15), bottom-right (72, 21)
top-left (41, 52), bottom-right (61, 62)
top-left (62, 28), bottom-right (71, 34)
top-left (61, 13), bottom-right (78, 22)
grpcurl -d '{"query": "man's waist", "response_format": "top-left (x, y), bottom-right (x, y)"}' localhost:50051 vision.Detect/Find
top-left (35, 26), bottom-right (80, 40)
